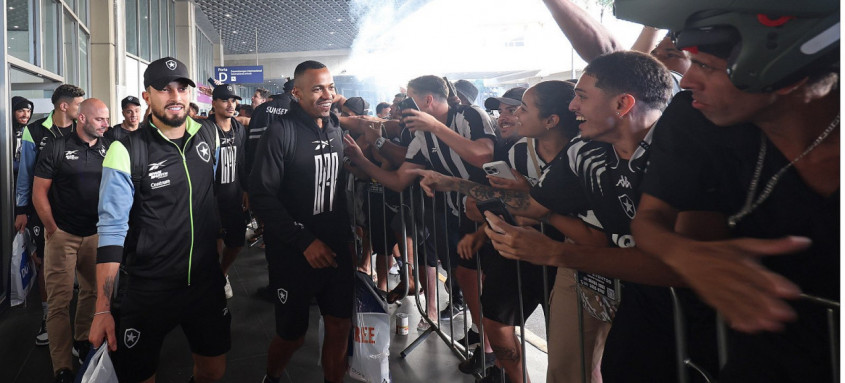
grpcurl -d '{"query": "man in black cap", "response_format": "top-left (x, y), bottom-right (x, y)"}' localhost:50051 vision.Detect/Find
top-left (90, 57), bottom-right (229, 383)
top-left (485, 87), bottom-right (527, 153)
top-left (341, 97), bottom-right (369, 117)
top-left (209, 84), bottom-right (247, 299)
top-left (105, 96), bottom-right (143, 141)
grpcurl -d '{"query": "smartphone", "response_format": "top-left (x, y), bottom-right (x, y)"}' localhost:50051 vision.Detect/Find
top-left (444, 77), bottom-right (458, 99)
top-left (482, 161), bottom-right (516, 180)
top-left (477, 198), bottom-right (517, 231)
top-left (397, 97), bottom-right (419, 113)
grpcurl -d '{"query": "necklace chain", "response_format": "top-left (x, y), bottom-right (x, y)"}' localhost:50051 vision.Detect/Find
top-left (728, 113), bottom-right (839, 228)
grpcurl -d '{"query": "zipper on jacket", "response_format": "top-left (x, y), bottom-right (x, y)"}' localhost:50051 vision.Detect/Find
top-left (158, 129), bottom-right (196, 286)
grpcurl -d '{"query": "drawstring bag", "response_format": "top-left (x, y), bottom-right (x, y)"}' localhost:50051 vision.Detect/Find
top-left (349, 271), bottom-right (391, 382)
top-left (10, 230), bottom-right (36, 306)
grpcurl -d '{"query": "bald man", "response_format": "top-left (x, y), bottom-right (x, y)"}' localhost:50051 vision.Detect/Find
top-left (32, 98), bottom-right (112, 382)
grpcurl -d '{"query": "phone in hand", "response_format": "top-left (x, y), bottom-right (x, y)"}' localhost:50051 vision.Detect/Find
top-left (476, 198), bottom-right (517, 232)
top-left (444, 77), bottom-right (458, 99)
top-left (397, 97), bottom-right (419, 113)
top-left (482, 161), bottom-right (517, 180)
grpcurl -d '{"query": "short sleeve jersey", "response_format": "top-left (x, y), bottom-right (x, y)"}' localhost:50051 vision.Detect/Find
top-left (34, 133), bottom-right (110, 236)
top-left (405, 105), bottom-right (496, 215)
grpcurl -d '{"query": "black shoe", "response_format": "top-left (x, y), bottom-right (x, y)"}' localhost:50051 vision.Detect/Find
top-left (73, 340), bottom-right (91, 365)
top-left (459, 345), bottom-right (496, 375)
top-left (457, 329), bottom-right (481, 347)
top-left (439, 302), bottom-right (465, 320)
top-left (54, 368), bottom-right (74, 383)
top-left (478, 366), bottom-right (510, 383)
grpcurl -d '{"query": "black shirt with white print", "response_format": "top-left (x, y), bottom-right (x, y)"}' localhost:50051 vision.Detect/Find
top-left (34, 133), bottom-right (111, 237)
top-left (210, 116), bottom-right (247, 195)
top-left (405, 105), bottom-right (497, 216)
top-left (249, 101), bottom-right (351, 253)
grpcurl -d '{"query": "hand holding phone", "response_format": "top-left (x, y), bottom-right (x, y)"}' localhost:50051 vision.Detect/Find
top-left (476, 199), bottom-right (517, 233)
top-left (482, 161), bottom-right (517, 180)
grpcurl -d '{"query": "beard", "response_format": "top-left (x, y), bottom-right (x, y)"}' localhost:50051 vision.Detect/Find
top-left (152, 105), bottom-right (188, 128)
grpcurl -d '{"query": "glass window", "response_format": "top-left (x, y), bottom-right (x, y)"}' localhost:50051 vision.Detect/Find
top-left (78, 0), bottom-right (88, 25)
top-left (79, 29), bottom-right (89, 92)
top-left (63, 11), bottom-right (77, 83)
top-left (42, 0), bottom-right (59, 72)
top-left (7, 0), bottom-right (34, 64)
top-left (126, 0), bottom-right (138, 55)
top-left (139, 0), bottom-right (150, 60)
top-left (196, 28), bottom-right (212, 83)
top-left (168, 0), bottom-right (175, 57)
top-left (150, 0), bottom-right (159, 59)
top-left (159, 0), bottom-right (169, 57)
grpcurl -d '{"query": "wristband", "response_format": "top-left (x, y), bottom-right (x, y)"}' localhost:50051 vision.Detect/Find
top-left (374, 137), bottom-right (387, 150)
top-left (94, 311), bottom-right (111, 316)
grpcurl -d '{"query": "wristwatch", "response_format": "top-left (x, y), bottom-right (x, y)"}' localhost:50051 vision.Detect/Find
top-left (374, 137), bottom-right (387, 150)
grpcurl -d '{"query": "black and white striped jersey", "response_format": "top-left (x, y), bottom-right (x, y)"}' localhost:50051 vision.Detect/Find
top-left (405, 105), bottom-right (496, 216)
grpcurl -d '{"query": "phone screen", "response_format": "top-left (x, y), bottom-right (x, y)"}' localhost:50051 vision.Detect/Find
top-left (476, 198), bottom-right (517, 230)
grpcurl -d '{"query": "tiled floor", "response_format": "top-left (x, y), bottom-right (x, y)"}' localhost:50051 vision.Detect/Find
top-left (0, 241), bottom-right (550, 383)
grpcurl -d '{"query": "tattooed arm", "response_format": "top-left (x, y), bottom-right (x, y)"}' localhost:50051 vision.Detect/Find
top-left (410, 169), bottom-right (550, 219)
top-left (89, 262), bottom-right (120, 351)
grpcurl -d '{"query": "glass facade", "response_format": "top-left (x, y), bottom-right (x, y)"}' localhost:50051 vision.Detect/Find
top-left (7, 0), bottom-right (34, 64)
top-left (195, 27), bottom-right (213, 86)
top-left (127, 0), bottom-right (176, 61)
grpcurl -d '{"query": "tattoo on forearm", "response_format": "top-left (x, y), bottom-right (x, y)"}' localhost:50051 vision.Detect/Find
top-left (103, 276), bottom-right (115, 308)
top-left (454, 180), bottom-right (531, 211)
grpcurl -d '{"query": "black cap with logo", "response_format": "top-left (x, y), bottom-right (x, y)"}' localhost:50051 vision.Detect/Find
top-left (121, 96), bottom-right (142, 109)
top-left (143, 57), bottom-right (196, 90)
top-left (212, 84), bottom-right (242, 101)
top-left (484, 87), bottom-right (527, 110)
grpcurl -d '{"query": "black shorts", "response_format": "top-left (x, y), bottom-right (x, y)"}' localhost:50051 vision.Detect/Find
top-left (27, 212), bottom-right (44, 258)
top-left (420, 203), bottom-right (461, 269)
top-left (266, 240), bottom-right (354, 340)
top-left (112, 275), bottom-right (231, 382)
top-left (217, 191), bottom-right (246, 248)
top-left (366, 189), bottom-right (398, 256)
top-left (481, 244), bottom-right (555, 326)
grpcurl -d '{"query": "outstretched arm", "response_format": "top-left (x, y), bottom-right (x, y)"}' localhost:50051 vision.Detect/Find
top-left (542, 0), bottom-right (624, 62)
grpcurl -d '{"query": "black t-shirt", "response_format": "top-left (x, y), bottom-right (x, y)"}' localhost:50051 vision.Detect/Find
top-left (104, 123), bottom-right (138, 142)
top-left (34, 133), bottom-right (110, 236)
top-left (210, 117), bottom-right (247, 197)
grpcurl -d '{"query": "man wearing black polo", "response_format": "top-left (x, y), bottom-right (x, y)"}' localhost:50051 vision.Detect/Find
top-left (105, 96), bottom-right (142, 141)
top-left (33, 98), bottom-right (111, 383)
top-left (90, 57), bottom-right (228, 383)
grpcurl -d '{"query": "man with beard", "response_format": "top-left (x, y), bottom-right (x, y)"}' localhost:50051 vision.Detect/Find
top-left (209, 84), bottom-right (247, 299)
top-left (91, 57), bottom-right (229, 383)
top-left (105, 96), bottom-right (142, 141)
top-left (251, 60), bottom-right (353, 383)
top-left (16, 85), bottom-right (85, 347)
top-left (32, 98), bottom-right (112, 383)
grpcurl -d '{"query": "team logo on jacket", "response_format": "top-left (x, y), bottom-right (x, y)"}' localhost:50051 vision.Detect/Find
top-left (98, 146), bottom-right (107, 157)
top-left (277, 288), bottom-right (288, 304)
top-left (124, 328), bottom-right (141, 349)
top-left (196, 141), bottom-right (211, 163)
top-left (166, 60), bottom-right (177, 70)
top-left (65, 150), bottom-right (79, 160)
top-left (618, 194), bottom-right (636, 219)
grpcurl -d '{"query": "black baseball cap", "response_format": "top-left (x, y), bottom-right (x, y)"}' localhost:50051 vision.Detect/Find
top-left (143, 57), bottom-right (196, 90)
top-left (344, 97), bottom-right (369, 115)
top-left (484, 87), bottom-right (527, 110)
top-left (212, 84), bottom-right (242, 100)
top-left (121, 96), bottom-right (141, 109)
top-left (12, 96), bottom-right (33, 111)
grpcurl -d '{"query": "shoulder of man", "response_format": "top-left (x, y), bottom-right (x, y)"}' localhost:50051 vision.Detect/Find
top-left (566, 136), bottom-right (611, 174)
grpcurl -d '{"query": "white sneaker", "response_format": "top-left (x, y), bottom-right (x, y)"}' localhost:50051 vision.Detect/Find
top-left (224, 275), bottom-right (233, 299)
top-left (35, 319), bottom-right (48, 346)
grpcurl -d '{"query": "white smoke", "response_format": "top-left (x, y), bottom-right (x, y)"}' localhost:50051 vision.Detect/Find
top-left (344, 0), bottom-right (646, 97)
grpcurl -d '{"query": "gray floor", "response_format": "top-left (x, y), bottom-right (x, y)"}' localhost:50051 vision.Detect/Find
top-left (0, 239), bottom-right (550, 382)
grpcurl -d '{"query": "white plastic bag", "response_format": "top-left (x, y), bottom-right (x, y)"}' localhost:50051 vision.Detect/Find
top-left (10, 230), bottom-right (35, 306)
top-left (80, 343), bottom-right (118, 383)
top-left (348, 312), bottom-right (391, 383)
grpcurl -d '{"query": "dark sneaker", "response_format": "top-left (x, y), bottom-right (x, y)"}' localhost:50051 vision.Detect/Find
top-left (73, 340), bottom-right (91, 365)
top-left (460, 345), bottom-right (496, 375)
top-left (439, 302), bottom-right (465, 320)
top-left (479, 366), bottom-right (511, 383)
top-left (54, 368), bottom-right (74, 383)
top-left (457, 329), bottom-right (481, 347)
top-left (35, 319), bottom-right (48, 346)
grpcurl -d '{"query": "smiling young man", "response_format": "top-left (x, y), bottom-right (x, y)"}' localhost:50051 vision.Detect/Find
top-left (105, 96), bottom-right (143, 141)
top-left (32, 98), bottom-right (112, 383)
top-left (91, 57), bottom-right (228, 383)
top-left (250, 60), bottom-right (353, 383)
top-left (209, 84), bottom-right (247, 299)
top-left (615, 1), bottom-right (840, 381)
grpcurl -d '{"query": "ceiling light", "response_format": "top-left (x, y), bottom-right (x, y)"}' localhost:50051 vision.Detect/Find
top-left (8, 6), bottom-right (14, 10)
top-left (337, 18), bottom-right (343, 22)
top-left (225, 13), bottom-right (231, 18)
top-left (329, 31), bottom-right (335, 35)
top-left (13, 25), bottom-right (18, 28)
top-left (232, 30), bottom-right (238, 34)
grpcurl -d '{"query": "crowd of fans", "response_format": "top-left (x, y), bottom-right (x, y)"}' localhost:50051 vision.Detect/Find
top-left (8, 0), bottom-right (838, 382)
